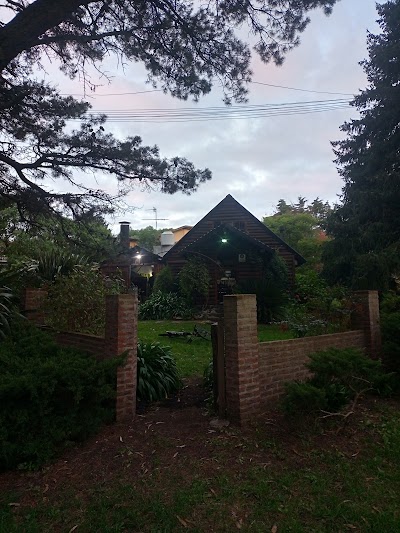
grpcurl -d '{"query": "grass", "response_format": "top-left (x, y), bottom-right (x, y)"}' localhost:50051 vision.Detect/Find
top-left (138, 320), bottom-right (294, 377)
top-left (1, 398), bottom-right (400, 532)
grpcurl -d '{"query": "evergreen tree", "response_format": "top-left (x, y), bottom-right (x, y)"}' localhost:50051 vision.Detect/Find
top-left (323, 0), bottom-right (400, 290)
top-left (0, 0), bottom-right (338, 221)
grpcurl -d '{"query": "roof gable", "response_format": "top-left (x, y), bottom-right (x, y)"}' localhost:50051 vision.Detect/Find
top-left (163, 194), bottom-right (305, 265)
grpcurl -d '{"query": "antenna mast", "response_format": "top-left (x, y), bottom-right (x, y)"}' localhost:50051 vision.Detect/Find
top-left (142, 207), bottom-right (169, 229)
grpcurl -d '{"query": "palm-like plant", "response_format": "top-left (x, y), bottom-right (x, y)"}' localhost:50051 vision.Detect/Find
top-left (137, 341), bottom-right (182, 402)
top-left (0, 284), bottom-right (14, 339)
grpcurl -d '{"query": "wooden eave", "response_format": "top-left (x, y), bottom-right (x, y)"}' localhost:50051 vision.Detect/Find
top-left (180, 223), bottom-right (274, 257)
top-left (163, 194), bottom-right (306, 266)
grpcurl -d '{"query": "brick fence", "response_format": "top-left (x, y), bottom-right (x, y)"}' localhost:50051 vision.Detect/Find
top-left (24, 289), bottom-right (137, 423)
top-left (219, 291), bottom-right (381, 426)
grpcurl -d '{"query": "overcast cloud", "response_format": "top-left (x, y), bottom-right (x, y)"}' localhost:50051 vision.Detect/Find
top-left (43, 0), bottom-right (382, 232)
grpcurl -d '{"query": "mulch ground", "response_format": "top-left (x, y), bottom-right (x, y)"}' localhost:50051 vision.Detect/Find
top-left (0, 378), bottom-right (395, 512)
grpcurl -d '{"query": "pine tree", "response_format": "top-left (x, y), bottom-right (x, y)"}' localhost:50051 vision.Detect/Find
top-left (0, 1), bottom-right (338, 221)
top-left (323, 0), bottom-right (400, 290)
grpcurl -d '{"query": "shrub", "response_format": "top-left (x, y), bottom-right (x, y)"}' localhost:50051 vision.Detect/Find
top-left (380, 292), bottom-right (400, 372)
top-left (283, 382), bottom-right (329, 415)
top-left (0, 285), bottom-right (15, 339)
top-left (138, 291), bottom-right (193, 320)
top-left (0, 319), bottom-right (122, 471)
top-left (45, 264), bottom-right (123, 335)
top-left (237, 254), bottom-right (289, 323)
top-left (153, 266), bottom-right (175, 294)
top-left (282, 347), bottom-right (393, 416)
top-left (179, 258), bottom-right (210, 304)
top-left (137, 341), bottom-right (182, 402)
top-left (287, 272), bottom-right (353, 335)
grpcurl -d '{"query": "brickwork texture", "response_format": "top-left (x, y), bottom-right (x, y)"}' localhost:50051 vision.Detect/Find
top-left (24, 289), bottom-right (138, 423)
top-left (220, 291), bottom-right (381, 426)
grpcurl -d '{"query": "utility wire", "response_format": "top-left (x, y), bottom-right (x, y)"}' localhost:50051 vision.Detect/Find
top-left (68, 99), bottom-right (350, 123)
top-left (61, 81), bottom-right (354, 98)
top-left (251, 81), bottom-right (354, 96)
top-left (60, 89), bottom-right (163, 96)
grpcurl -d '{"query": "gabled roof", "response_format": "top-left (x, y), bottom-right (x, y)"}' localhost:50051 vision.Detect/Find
top-left (163, 194), bottom-right (306, 265)
top-left (181, 223), bottom-right (274, 256)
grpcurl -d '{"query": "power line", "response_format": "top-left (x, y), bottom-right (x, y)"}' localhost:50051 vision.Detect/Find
top-left (251, 81), bottom-right (354, 96)
top-left (60, 81), bottom-right (354, 98)
top-left (67, 98), bottom-right (350, 123)
top-left (60, 89), bottom-right (163, 97)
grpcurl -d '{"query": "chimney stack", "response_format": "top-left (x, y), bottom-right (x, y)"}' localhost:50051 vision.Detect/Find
top-left (119, 221), bottom-right (130, 251)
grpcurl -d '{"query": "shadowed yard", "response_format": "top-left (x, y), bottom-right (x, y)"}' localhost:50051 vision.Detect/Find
top-left (1, 395), bottom-right (399, 532)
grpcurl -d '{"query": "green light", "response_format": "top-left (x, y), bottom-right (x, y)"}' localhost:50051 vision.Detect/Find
top-left (221, 238), bottom-right (228, 243)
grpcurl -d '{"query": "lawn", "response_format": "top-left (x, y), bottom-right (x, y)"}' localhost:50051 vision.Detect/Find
top-left (1, 396), bottom-right (399, 532)
top-left (138, 320), bottom-right (294, 377)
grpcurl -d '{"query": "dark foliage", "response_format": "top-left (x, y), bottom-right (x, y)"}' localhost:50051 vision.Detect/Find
top-left (0, 0), bottom-right (338, 221)
top-left (153, 266), bottom-right (176, 295)
top-left (179, 258), bottom-right (210, 305)
top-left (238, 254), bottom-right (289, 322)
top-left (381, 292), bottom-right (400, 373)
top-left (0, 319), bottom-right (122, 470)
top-left (139, 291), bottom-right (192, 320)
top-left (137, 341), bottom-right (182, 402)
top-left (283, 348), bottom-right (394, 416)
top-left (323, 1), bottom-right (400, 290)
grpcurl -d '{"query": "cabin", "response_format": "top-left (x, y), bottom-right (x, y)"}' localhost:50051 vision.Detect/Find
top-left (100, 221), bottom-right (163, 301)
top-left (162, 194), bottom-right (305, 305)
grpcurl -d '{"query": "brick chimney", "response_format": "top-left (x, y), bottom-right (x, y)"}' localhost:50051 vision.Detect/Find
top-left (119, 221), bottom-right (130, 251)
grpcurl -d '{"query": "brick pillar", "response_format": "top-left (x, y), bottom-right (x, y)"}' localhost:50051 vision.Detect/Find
top-left (105, 294), bottom-right (138, 422)
top-left (23, 288), bottom-right (48, 325)
top-left (351, 290), bottom-right (381, 359)
top-left (224, 294), bottom-right (260, 425)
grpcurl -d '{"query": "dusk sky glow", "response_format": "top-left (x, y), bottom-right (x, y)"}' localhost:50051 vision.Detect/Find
top-left (37, 0), bottom-right (383, 233)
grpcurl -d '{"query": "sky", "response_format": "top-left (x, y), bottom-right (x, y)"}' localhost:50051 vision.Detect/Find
top-left (28, 0), bottom-right (384, 233)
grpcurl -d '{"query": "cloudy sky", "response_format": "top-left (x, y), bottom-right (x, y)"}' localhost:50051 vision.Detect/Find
top-left (52, 0), bottom-right (382, 233)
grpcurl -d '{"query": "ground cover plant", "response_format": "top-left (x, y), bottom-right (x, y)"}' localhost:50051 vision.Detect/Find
top-left (137, 341), bottom-right (182, 402)
top-left (1, 391), bottom-right (399, 532)
top-left (0, 319), bottom-right (122, 471)
top-left (283, 347), bottom-right (394, 417)
top-left (138, 292), bottom-right (193, 321)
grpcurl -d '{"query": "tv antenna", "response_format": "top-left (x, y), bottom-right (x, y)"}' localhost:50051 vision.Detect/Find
top-left (143, 207), bottom-right (169, 229)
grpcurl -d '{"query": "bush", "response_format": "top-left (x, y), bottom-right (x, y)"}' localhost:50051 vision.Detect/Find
top-left (282, 347), bottom-right (393, 416)
top-left (0, 284), bottom-right (15, 339)
top-left (45, 264), bottom-right (123, 335)
top-left (137, 341), bottom-right (182, 402)
top-left (0, 319), bottom-right (122, 471)
top-left (381, 292), bottom-right (400, 372)
top-left (237, 254), bottom-right (289, 323)
top-left (153, 266), bottom-right (175, 294)
top-left (179, 258), bottom-right (210, 304)
top-left (286, 271), bottom-right (353, 335)
top-left (138, 291), bottom-right (193, 320)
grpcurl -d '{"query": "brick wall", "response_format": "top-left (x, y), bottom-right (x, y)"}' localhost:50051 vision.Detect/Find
top-left (24, 289), bottom-right (138, 423)
top-left (219, 291), bottom-right (381, 426)
top-left (258, 330), bottom-right (365, 406)
top-left (55, 331), bottom-right (106, 359)
top-left (24, 288), bottom-right (48, 325)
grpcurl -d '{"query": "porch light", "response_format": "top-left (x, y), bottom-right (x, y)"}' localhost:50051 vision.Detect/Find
top-left (136, 254), bottom-right (142, 260)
